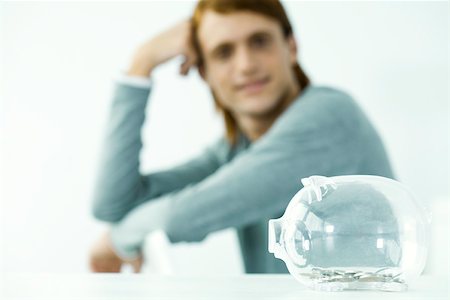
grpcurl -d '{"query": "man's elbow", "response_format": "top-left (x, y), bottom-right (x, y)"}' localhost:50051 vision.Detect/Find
top-left (91, 203), bottom-right (124, 223)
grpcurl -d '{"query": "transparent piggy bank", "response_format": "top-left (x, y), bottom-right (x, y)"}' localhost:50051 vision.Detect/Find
top-left (268, 175), bottom-right (430, 292)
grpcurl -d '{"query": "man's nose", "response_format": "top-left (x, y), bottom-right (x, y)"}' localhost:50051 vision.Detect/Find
top-left (234, 46), bottom-right (258, 76)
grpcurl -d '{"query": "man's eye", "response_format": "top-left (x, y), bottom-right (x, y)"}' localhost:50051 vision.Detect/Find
top-left (251, 35), bottom-right (270, 48)
top-left (215, 46), bottom-right (232, 60)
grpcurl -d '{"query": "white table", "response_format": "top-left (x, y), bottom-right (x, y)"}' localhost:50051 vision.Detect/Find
top-left (2, 274), bottom-right (448, 299)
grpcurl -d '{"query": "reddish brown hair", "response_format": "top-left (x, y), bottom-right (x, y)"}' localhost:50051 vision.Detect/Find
top-left (191, 0), bottom-right (310, 145)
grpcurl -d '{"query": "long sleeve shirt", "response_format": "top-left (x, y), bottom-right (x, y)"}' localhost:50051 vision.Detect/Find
top-left (92, 82), bottom-right (394, 273)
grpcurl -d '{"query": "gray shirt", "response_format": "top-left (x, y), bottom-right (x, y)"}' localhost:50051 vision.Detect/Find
top-left (92, 83), bottom-right (394, 273)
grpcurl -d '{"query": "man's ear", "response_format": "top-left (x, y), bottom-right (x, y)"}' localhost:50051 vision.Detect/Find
top-left (198, 64), bottom-right (206, 81)
top-left (287, 35), bottom-right (298, 65)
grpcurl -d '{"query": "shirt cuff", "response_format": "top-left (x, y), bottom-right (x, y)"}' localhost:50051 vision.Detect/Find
top-left (109, 197), bottom-right (171, 261)
top-left (114, 71), bottom-right (153, 89)
top-left (109, 229), bottom-right (141, 260)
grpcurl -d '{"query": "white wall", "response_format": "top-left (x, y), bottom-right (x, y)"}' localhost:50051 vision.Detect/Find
top-left (1, 1), bottom-right (448, 274)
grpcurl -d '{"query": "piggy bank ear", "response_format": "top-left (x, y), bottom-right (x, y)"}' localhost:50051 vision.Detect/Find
top-left (301, 175), bottom-right (337, 203)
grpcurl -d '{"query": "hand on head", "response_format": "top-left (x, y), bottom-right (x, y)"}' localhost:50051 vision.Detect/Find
top-left (127, 20), bottom-right (198, 77)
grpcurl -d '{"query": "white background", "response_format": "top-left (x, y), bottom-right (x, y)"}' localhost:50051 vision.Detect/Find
top-left (1, 1), bottom-right (448, 275)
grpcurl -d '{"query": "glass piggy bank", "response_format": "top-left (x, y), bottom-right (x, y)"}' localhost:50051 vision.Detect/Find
top-left (268, 175), bottom-right (430, 292)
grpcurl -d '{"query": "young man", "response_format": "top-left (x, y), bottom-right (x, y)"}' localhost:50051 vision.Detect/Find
top-left (90, 0), bottom-right (394, 273)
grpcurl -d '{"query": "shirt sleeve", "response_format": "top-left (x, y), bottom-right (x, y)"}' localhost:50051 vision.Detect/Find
top-left (109, 87), bottom-right (366, 259)
top-left (114, 71), bottom-right (153, 89)
top-left (92, 82), bottom-right (225, 223)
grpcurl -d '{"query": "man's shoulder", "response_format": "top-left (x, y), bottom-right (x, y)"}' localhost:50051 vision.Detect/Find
top-left (269, 85), bottom-right (365, 136)
top-left (297, 85), bottom-right (358, 111)
top-left (294, 85), bottom-right (361, 118)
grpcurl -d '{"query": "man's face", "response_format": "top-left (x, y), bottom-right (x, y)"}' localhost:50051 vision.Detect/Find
top-left (198, 10), bottom-right (299, 119)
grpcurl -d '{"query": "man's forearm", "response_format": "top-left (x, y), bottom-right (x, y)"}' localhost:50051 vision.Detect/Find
top-left (92, 83), bottom-right (151, 222)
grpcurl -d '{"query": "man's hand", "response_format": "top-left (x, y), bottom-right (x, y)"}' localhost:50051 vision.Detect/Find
top-left (89, 231), bottom-right (143, 273)
top-left (127, 20), bottom-right (197, 77)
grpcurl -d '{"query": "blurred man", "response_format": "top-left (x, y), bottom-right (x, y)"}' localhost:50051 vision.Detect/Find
top-left (90, 0), bottom-right (394, 273)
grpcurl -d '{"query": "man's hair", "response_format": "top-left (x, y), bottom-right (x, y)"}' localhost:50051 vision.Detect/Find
top-left (191, 0), bottom-right (310, 145)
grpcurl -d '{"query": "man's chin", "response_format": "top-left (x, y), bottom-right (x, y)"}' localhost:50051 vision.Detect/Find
top-left (236, 102), bottom-right (280, 119)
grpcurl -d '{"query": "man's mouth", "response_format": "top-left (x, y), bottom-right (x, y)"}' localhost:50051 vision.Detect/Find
top-left (236, 77), bottom-right (270, 94)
